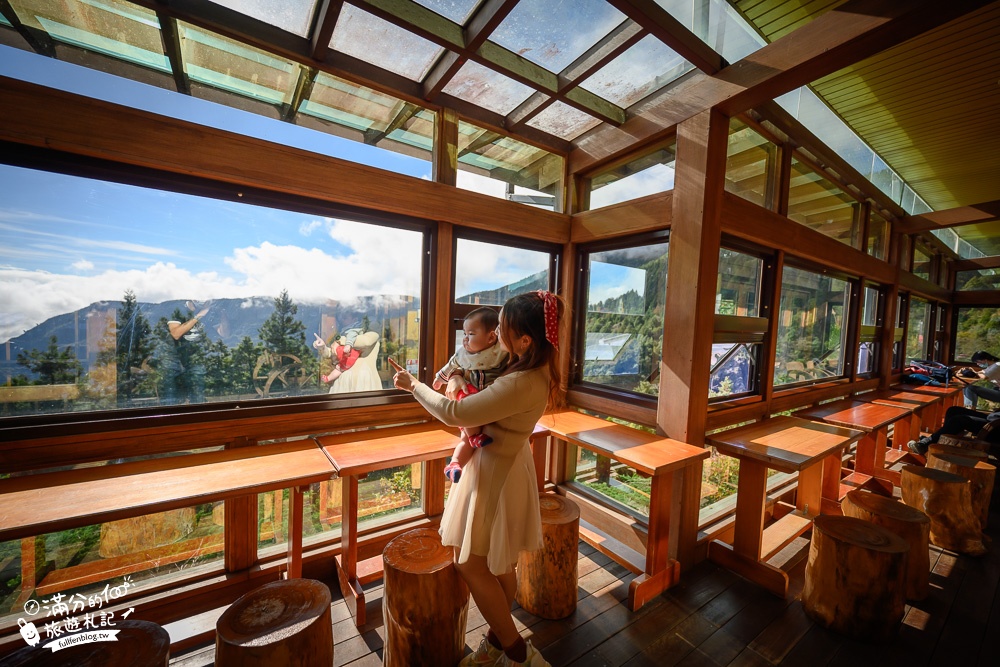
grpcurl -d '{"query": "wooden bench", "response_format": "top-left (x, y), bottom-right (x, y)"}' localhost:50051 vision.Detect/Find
top-left (315, 423), bottom-right (459, 626)
top-left (534, 410), bottom-right (709, 611)
top-left (0, 441), bottom-right (337, 610)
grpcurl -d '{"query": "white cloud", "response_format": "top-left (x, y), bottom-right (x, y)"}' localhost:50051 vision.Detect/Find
top-left (71, 260), bottom-right (94, 271)
top-left (299, 219), bottom-right (322, 236)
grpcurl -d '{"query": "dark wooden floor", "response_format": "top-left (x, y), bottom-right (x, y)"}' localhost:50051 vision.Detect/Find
top-left (171, 485), bottom-right (1000, 667)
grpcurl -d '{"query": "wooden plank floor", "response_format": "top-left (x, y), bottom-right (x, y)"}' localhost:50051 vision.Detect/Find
top-left (171, 484), bottom-right (1000, 667)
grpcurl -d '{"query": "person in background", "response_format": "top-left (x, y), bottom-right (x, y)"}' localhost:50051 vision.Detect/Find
top-left (963, 351), bottom-right (1000, 409)
top-left (392, 291), bottom-right (564, 667)
top-left (908, 404), bottom-right (1000, 455)
top-left (159, 302), bottom-right (210, 404)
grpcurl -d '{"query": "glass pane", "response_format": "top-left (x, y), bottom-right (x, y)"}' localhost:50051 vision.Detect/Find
top-left (956, 269), bottom-right (1000, 291)
top-left (491, 0), bottom-right (625, 73)
top-left (454, 239), bottom-right (551, 306)
top-left (862, 285), bottom-right (880, 328)
top-left (456, 120), bottom-right (563, 208)
top-left (725, 120), bottom-right (775, 207)
top-left (655, 0), bottom-right (766, 63)
top-left (412, 0), bottom-right (482, 24)
top-left (858, 341), bottom-right (878, 375)
top-left (330, 4), bottom-right (444, 81)
top-left (526, 101), bottom-right (602, 140)
top-left (868, 210), bottom-right (890, 260)
top-left (0, 503), bottom-right (224, 630)
top-left (178, 22), bottom-right (301, 106)
top-left (589, 144), bottom-right (676, 210)
top-left (710, 343), bottom-right (758, 398)
top-left (955, 307), bottom-right (1000, 361)
top-left (716, 248), bottom-right (761, 317)
top-left (906, 297), bottom-right (931, 363)
top-left (579, 34), bottom-right (693, 108)
top-left (0, 164), bottom-right (424, 417)
top-left (9, 0), bottom-right (169, 72)
top-left (443, 60), bottom-right (535, 115)
top-left (582, 242), bottom-right (668, 396)
top-left (300, 72), bottom-right (435, 162)
top-left (700, 447), bottom-right (740, 510)
top-left (212, 0), bottom-right (316, 37)
top-left (912, 246), bottom-right (931, 281)
top-left (787, 158), bottom-right (861, 248)
top-left (774, 266), bottom-right (850, 386)
top-left (572, 447), bottom-right (651, 517)
top-left (941, 220), bottom-right (1000, 258)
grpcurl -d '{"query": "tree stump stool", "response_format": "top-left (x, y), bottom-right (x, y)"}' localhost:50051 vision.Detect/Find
top-left (382, 527), bottom-right (469, 667)
top-left (215, 578), bottom-right (333, 667)
top-left (926, 453), bottom-right (996, 531)
top-left (927, 443), bottom-right (988, 461)
top-left (2, 620), bottom-right (169, 666)
top-left (900, 464), bottom-right (986, 556)
top-left (516, 493), bottom-right (580, 619)
top-left (842, 490), bottom-right (930, 600)
top-left (937, 433), bottom-right (992, 453)
top-left (801, 515), bottom-right (908, 641)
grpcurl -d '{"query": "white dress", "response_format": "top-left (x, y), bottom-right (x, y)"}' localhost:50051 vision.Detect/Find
top-left (412, 368), bottom-right (547, 574)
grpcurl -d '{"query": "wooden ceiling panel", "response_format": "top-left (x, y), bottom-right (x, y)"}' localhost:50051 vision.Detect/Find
top-left (734, 0), bottom-right (849, 41)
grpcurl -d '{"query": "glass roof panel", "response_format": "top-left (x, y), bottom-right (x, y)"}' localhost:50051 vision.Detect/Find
top-left (412, 0), bottom-right (483, 25)
top-left (211, 0), bottom-right (316, 37)
top-left (329, 3), bottom-right (444, 81)
top-left (934, 221), bottom-right (1000, 258)
top-left (526, 101), bottom-right (601, 140)
top-left (301, 71), bottom-right (435, 155)
top-left (490, 0), bottom-right (626, 74)
top-left (655, 0), bottom-right (765, 63)
top-left (579, 34), bottom-right (693, 108)
top-left (178, 22), bottom-right (301, 106)
top-left (443, 60), bottom-right (535, 115)
top-left (9, 0), bottom-right (168, 72)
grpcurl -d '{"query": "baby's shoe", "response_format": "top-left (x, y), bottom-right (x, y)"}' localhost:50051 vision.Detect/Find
top-left (468, 433), bottom-right (493, 449)
top-left (444, 460), bottom-right (462, 484)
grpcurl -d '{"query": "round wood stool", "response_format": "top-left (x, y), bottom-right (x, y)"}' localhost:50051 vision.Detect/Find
top-left (937, 433), bottom-right (992, 453)
top-left (382, 528), bottom-right (469, 667)
top-left (900, 464), bottom-right (986, 556)
top-left (842, 489), bottom-right (930, 600)
top-left (802, 515), bottom-right (908, 641)
top-left (2, 619), bottom-right (169, 666)
top-left (927, 453), bottom-right (996, 530)
top-left (927, 442), bottom-right (988, 461)
top-left (516, 493), bottom-right (580, 619)
top-left (215, 578), bottom-right (333, 666)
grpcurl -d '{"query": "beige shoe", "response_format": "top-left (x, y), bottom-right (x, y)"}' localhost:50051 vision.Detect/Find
top-left (496, 640), bottom-right (551, 667)
top-left (459, 635), bottom-right (503, 666)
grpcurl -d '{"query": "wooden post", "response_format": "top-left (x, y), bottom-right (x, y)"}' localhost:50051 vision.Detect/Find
top-left (801, 515), bottom-right (908, 641)
top-left (900, 464), bottom-right (986, 556)
top-left (926, 453), bottom-right (996, 530)
top-left (516, 494), bottom-right (580, 619)
top-left (842, 490), bottom-right (930, 600)
top-left (216, 579), bottom-right (333, 666)
top-left (382, 528), bottom-right (469, 667)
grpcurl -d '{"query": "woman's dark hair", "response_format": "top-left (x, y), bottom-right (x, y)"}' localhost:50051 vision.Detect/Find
top-left (499, 292), bottom-right (565, 408)
top-left (971, 351), bottom-right (999, 364)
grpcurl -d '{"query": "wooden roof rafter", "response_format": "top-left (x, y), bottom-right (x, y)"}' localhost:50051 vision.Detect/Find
top-left (898, 200), bottom-right (1000, 234)
top-left (310, 0), bottom-right (346, 61)
top-left (604, 0), bottom-right (725, 74)
top-left (0, 0), bottom-right (56, 57)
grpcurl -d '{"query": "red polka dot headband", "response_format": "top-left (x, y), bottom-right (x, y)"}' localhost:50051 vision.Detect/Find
top-left (535, 290), bottom-right (559, 350)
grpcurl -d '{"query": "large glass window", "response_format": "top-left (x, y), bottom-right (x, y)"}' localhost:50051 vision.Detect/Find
top-left (0, 165), bottom-right (424, 418)
top-left (725, 120), bottom-right (776, 208)
top-left (912, 245), bottom-right (932, 281)
top-left (906, 297), bottom-right (932, 363)
top-left (712, 248), bottom-right (765, 399)
top-left (955, 307), bottom-right (1000, 361)
top-left (587, 144), bottom-right (676, 210)
top-left (774, 266), bottom-right (851, 386)
top-left (579, 238), bottom-right (668, 396)
top-left (858, 284), bottom-right (882, 376)
top-left (787, 158), bottom-right (862, 248)
top-left (454, 238), bottom-right (552, 307)
top-left (868, 210), bottom-right (890, 260)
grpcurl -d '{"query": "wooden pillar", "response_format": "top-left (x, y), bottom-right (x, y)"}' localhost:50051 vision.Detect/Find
top-left (878, 280), bottom-right (899, 390)
top-left (431, 221), bottom-right (454, 384)
top-left (224, 436), bottom-right (258, 572)
top-left (658, 108), bottom-right (729, 567)
top-left (433, 108), bottom-right (458, 186)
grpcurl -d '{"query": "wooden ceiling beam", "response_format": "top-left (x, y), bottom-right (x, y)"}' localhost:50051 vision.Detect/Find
top-left (310, 0), bottom-right (345, 61)
top-left (898, 200), bottom-right (1000, 233)
top-left (605, 0), bottom-right (724, 73)
top-left (569, 0), bottom-right (994, 175)
top-left (952, 256), bottom-right (1000, 272)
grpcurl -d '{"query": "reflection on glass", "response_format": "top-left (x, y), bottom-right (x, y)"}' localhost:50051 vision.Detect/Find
top-left (906, 297), bottom-right (931, 363)
top-left (709, 343), bottom-right (757, 398)
top-left (454, 238), bottom-right (551, 305)
top-left (589, 144), bottom-right (676, 210)
top-left (443, 60), bottom-right (535, 115)
top-left (862, 285), bottom-right (880, 327)
top-left (0, 165), bottom-right (424, 418)
top-left (526, 100), bottom-right (601, 140)
top-left (491, 0), bottom-right (625, 73)
top-left (456, 120), bottom-right (563, 208)
top-left (775, 266), bottom-right (850, 385)
top-left (716, 248), bottom-right (761, 316)
top-left (912, 246), bottom-right (931, 281)
top-left (787, 158), bottom-right (861, 248)
top-left (212, 0), bottom-right (317, 37)
top-left (329, 4), bottom-right (443, 81)
top-left (954, 307), bottom-right (1000, 360)
top-left (725, 120), bottom-right (775, 207)
top-left (956, 269), bottom-right (1000, 291)
top-left (655, 0), bottom-right (766, 63)
top-left (580, 34), bottom-right (692, 108)
top-left (868, 210), bottom-right (890, 260)
top-left (582, 242), bottom-right (668, 396)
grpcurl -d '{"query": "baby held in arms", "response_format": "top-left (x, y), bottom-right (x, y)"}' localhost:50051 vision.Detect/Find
top-left (434, 307), bottom-right (509, 483)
